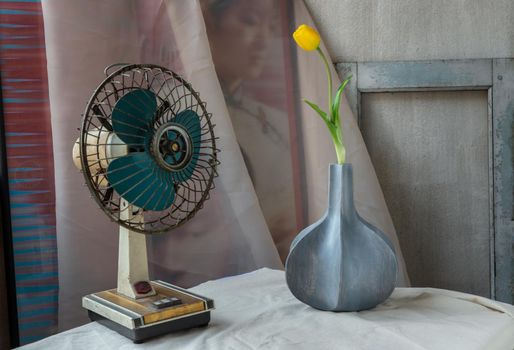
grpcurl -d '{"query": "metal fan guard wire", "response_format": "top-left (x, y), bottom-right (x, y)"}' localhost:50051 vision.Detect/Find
top-left (79, 64), bottom-right (219, 234)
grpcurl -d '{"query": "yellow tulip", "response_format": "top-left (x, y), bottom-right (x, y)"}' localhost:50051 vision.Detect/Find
top-left (293, 23), bottom-right (350, 163)
top-left (293, 24), bottom-right (320, 51)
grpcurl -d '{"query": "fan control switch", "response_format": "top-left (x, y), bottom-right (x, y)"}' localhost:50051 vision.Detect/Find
top-left (152, 297), bottom-right (182, 309)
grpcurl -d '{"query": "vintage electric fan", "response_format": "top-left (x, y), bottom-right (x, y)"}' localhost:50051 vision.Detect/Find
top-left (72, 63), bottom-right (219, 342)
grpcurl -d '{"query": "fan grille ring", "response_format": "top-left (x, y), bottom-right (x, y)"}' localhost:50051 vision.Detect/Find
top-left (79, 64), bottom-right (219, 234)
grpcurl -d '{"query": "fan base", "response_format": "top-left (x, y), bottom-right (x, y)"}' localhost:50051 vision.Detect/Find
top-left (87, 309), bottom-right (210, 344)
top-left (82, 280), bottom-right (214, 343)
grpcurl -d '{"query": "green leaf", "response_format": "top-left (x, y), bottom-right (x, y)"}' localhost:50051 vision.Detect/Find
top-left (304, 97), bottom-right (346, 163)
top-left (331, 76), bottom-right (351, 123)
top-left (303, 98), bottom-right (329, 123)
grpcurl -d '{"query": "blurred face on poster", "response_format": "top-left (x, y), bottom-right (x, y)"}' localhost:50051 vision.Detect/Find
top-left (201, 0), bottom-right (299, 262)
top-left (202, 0), bottom-right (277, 93)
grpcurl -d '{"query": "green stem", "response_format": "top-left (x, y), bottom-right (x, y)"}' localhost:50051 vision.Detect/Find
top-left (313, 47), bottom-right (346, 164)
top-left (333, 133), bottom-right (345, 164)
top-left (324, 119), bottom-right (346, 164)
top-left (316, 47), bottom-right (332, 122)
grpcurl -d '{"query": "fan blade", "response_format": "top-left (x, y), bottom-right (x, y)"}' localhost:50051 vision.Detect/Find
top-left (112, 89), bottom-right (157, 146)
top-left (171, 109), bottom-right (202, 182)
top-left (106, 153), bottom-right (175, 211)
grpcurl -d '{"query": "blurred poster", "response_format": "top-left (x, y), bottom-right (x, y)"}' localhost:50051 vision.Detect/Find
top-left (201, 0), bottom-right (304, 261)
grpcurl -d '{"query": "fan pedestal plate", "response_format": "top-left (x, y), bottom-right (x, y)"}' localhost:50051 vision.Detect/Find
top-left (73, 64), bottom-right (218, 343)
top-left (82, 220), bottom-right (214, 344)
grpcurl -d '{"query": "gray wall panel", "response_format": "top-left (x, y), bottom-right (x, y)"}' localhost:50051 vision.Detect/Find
top-left (361, 91), bottom-right (490, 296)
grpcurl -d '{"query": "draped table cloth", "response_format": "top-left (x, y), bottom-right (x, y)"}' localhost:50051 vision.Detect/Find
top-left (18, 268), bottom-right (514, 350)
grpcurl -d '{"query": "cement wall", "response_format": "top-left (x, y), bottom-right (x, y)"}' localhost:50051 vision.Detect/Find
top-left (304, 0), bottom-right (514, 62)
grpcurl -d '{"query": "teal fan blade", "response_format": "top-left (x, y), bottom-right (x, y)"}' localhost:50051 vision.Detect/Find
top-left (111, 89), bottom-right (156, 146)
top-left (106, 87), bottom-right (202, 211)
top-left (106, 153), bottom-right (175, 211)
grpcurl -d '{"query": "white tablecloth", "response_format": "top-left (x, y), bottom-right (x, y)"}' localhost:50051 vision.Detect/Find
top-left (19, 268), bottom-right (514, 350)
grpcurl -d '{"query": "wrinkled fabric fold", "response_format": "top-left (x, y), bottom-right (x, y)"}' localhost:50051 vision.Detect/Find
top-left (18, 269), bottom-right (514, 350)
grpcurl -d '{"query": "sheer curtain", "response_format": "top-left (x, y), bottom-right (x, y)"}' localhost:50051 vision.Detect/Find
top-left (40, 0), bottom-right (408, 335)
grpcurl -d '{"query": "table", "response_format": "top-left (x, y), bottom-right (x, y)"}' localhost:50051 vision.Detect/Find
top-left (19, 268), bottom-right (514, 349)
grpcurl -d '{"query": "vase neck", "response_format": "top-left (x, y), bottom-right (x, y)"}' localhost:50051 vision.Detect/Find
top-left (328, 163), bottom-right (356, 220)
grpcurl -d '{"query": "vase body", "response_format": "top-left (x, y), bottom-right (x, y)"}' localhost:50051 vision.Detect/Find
top-left (285, 164), bottom-right (397, 311)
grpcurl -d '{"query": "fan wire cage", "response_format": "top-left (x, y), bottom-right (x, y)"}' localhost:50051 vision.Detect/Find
top-left (79, 64), bottom-right (219, 234)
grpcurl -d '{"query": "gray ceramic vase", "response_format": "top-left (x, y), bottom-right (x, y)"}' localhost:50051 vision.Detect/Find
top-left (285, 163), bottom-right (398, 311)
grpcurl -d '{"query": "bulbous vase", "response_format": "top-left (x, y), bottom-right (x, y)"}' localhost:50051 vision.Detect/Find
top-left (285, 163), bottom-right (398, 311)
